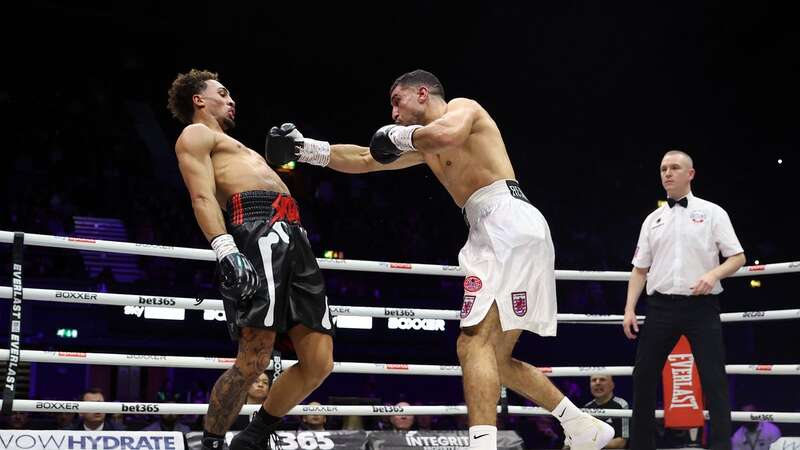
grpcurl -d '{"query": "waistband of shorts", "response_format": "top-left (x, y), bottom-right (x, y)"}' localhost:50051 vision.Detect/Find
top-left (462, 179), bottom-right (530, 227)
top-left (226, 190), bottom-right (300, 226)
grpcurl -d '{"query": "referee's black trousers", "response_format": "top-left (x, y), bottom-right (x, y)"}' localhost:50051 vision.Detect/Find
top-left (629, 294), bottom-right (732, 450)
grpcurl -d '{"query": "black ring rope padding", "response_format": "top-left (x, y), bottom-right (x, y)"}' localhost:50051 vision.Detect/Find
top-left (2, 232), bottom-right (25, 415)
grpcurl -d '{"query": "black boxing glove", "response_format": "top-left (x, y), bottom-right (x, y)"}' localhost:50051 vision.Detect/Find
top-left (369, 124), bottom-right (422, 164)
top-left (264, 123), bottom-right (298, 166)
top-left (265, 123), bottom-right (330, 166)
top-left (210, 234), bottom-right (259, 305)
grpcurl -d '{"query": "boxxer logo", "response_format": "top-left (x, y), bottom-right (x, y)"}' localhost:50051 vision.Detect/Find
top-left (55, 291), bottom-right (97, 300)
top-left (388, 318), bottom-right (445, 331)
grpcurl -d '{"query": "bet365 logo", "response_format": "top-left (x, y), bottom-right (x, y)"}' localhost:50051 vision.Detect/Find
top-left (274, 431), bottom-right (335, 450)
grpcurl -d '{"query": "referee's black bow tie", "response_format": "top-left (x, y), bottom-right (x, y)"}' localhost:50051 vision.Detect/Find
top-left (667, 197), bottom-right (688, 208)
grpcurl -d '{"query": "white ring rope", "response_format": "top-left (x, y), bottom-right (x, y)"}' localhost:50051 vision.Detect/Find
top-left (1, 349), bottom-right (797, 376)
top-left (1, 286), bottom-right (798, 324)
top-left (1, 230), bottom-right (798, 280)
top-left (4, 400), bottom-right (799, 423)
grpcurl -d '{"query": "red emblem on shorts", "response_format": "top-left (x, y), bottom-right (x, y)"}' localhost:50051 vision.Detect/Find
top-left (461, 295), bottom-right (476, 318)
top-left (464, 276), bottom-right (482, 292)
top-left (512, 292), bottom-right (527, 316)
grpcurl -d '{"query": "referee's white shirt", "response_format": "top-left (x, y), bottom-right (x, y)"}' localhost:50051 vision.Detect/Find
top-left (631, 192), bottom-right (744, 296)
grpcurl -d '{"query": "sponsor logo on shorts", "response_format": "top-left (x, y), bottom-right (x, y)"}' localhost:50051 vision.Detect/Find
top-left (461, 295), bottom-right (476, 318)
top-left (464, 276), bottom-right (482, 292)
top-left (511, 292), bottom-right (527, 316)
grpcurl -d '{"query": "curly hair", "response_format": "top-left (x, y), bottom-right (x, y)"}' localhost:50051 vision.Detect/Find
top-left (167, 69), bottom-right (219, 124)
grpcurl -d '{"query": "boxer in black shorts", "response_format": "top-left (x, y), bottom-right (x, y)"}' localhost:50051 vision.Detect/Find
top-left (223, 190), bottom-right (333, 339)
top-left (168, 69), bottom-right (334, 450)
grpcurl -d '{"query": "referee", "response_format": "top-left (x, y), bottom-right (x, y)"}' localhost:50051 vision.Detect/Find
top-left (622, 150), bottom-right (746, 450)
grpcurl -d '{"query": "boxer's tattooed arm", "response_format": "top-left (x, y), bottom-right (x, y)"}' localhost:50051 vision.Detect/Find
top-left (204, 365), bottom-right (249, 434)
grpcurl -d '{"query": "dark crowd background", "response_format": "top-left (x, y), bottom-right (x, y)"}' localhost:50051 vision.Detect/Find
top-left (1, 0), bottom-right (798, 445)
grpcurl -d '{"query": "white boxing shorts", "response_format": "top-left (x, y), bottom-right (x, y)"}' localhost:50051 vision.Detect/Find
top-left (458, 179), bottom-right (557, 336)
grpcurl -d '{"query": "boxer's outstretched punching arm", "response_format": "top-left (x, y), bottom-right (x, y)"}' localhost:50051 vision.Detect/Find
top-left (175, 124), bottom-right (227, 241)
top-left (328, 144), bottom-right (425, 173)
top-left (263, 122), bottom-right (425, 174)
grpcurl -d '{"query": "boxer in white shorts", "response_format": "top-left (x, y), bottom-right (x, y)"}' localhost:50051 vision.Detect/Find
top-left (267, 69), bottom-right (613, 450)
top-left (458, 178), bottom-right (557, 337)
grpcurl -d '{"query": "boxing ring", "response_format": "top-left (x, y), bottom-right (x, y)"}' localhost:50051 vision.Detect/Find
top-left (2, 230), bottom-right (799, 428)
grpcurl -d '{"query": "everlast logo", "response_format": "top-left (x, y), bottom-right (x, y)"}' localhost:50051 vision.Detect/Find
top-left (121, 404), bottom-right (160, 413)
top-left (667, 354), bottom-right (700, 410)
top-left (742, 311), bottom-right (765, 318)
top-left (55, 291), bottom-right (98, 300)
top-left (372, 405), bottom-right (405, 414)
top-left (384, 308), bottom-right (415, 317)
top-left (138, 296), bottom-right (176, 306)
top-left (35, 401), bottom-right (79, 410)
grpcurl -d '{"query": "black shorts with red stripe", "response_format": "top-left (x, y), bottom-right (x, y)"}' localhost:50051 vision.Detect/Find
top-left (222, 190), bottom-right (334, 340)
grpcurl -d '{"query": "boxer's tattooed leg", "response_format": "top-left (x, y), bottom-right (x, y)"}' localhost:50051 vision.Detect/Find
top-left (205, 329), bottom-right (274, 434)
top-left (204, 365), bottom-right (249, 434)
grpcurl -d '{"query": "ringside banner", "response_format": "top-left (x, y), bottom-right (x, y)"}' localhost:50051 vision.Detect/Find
top-left (368, 431), bottom-right (523, 450)
top-left (0, 431), bottom-right (184, 450)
